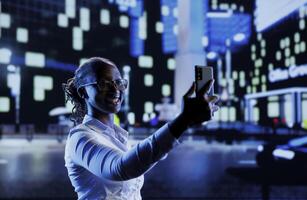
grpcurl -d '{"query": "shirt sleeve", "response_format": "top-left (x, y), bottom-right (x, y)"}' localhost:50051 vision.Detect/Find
top-left (66, 123), bottom-right (180, 181)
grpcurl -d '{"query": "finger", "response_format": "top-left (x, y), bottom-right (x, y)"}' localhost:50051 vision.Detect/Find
top-left (183, 82), bottom-right (196, 98)
top-left (197, 79), bottom-right (214, 97)
top-left (207, 95), bottom-right (219, 104)
top-left (212, 105), bottom-right (219, 112)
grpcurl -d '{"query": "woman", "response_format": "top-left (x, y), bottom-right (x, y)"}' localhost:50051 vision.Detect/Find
top-left (63, 57), bottom-right (219, 200)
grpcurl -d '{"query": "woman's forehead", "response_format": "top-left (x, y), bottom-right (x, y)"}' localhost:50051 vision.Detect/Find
top-left (97, 65), bottom-right (122, 80)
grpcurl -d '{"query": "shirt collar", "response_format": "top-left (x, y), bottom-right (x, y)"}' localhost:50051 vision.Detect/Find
top-left (82, 114), bottom-right (129, 141)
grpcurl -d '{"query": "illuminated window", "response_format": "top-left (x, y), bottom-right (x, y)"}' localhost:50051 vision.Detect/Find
top-left (138, 12), bottom-right (147, 39)
top-left (251, 53), bottom-right (256, 60)
top-left (251, 45), bottom-right (256, 52)
top-left (252, 77), bottom-right (259, 85)
top-left (155, 22), bottom-right (164, 33)
top-left (261, 40), bottom-right (266, 47)
top-left (0, 97), bottom-right (10, 112)
top-left (229, 107), bottom-right (236, 122)
top-left (119, 15), bottom-right (129, 28)
top-left (231, 4), bottom-right (237, 10)
top-left (167, 58), bottom-right (175, 70)
top-left (257, 33), bottom-right (262, 41)
top-left (100, 9), bottom-right (110, 25)
top-left (295, 44), bottom-right (300, 54)
top-left (285, 37), bottom-right (290, 46)
top-left (261, 75), bottom-right (266, 83)
top-left (220, 107), bottom-right (228, 122)
top-left (284, 48), bottom-right (290, 57)
top-left (73, 27), bottom-right (83, 50)
top-left (65, 0), bottom-right (76, 18)
top-left (138, 55), bottom-right (153, 68)
top-left (268, 63), bottom-right (274, 70)
top-left (57, 14), bottom-right (68, 27)
top-left (144, 101), bottom-right (153, 113)
top-left (173, 7), bottom-right (178, 18)
top-left (0, 13), bottom-right (11, 28)
top-left (253, 107), bottom-right (259, 123)
top-left (276, 51), bottom-right (281, 60)
top-left (300, 41), bottom-right (306, 52)
top-left (261, 84), bottom-right (266, 91)
top-left (268, 102), bottom-right (279, 117)
top-left (261, 49), bottom-right (266, 57)
top-left (80, 7), bottom-right (90, 31)
top-left (299, 19), bottom-right (305, 30)
top-left (127, 112), bottom-right (135, 125)
top-left (33, 76), bottom-right (53, 101)
top-left (285, 58), bottom-right (290, 67)
top-left (219, 3), bottom-right (229, 10)
top-left (284, 95), bottom-right (293, 127)
top-left (290, 56), bottom-right (296, 66)
top-left (232, 71), bottom-right (238, 80)
top-left (25, 52), bottom-right (45, 67)
top-left (247, 86), bottom-right (251, 93)
top-left (173, 24), bottom-right (178, 35)
top-left (202, 36), bottom-right (209, 47)
top-left (294, 32), bottom-right (300, 43)
top-left (162, 84), bottom-right (171, 96)
top-left (0, 48), bottom-right (12, 64)
top-left (161, 5), bottom-right (170, 16)
top-left (144, 74), bottom-right (153, 86)
top-left (16, 28), bottom-right (28, 43)
top-left (280, 39), bottom-right (285, 49)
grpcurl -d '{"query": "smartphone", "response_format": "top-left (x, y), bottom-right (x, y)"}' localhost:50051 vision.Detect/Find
top-left (195, 65), bottom-right (214, 95)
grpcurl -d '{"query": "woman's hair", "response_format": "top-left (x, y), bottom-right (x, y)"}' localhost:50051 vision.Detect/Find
top-left (63, 57), bottom-right (116, 126)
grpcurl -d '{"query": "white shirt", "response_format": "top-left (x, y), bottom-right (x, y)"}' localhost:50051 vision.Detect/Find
top-left (64, 115), bottom-right (179, 200)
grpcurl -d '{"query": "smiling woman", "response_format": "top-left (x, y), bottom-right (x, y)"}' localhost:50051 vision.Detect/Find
top-left (62, 57), bottom-right (219, 200)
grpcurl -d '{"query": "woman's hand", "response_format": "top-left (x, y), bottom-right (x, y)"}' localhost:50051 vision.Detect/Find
top-left (168, 79), bottom-right (219, 138)
top-left (181, 79), bottom-right (219, 125)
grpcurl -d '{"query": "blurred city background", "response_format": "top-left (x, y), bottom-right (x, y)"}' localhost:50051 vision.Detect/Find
top-left (0, 0), bottom-right (307, 199)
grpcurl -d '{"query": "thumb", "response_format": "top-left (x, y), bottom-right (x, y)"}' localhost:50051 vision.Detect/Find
top-left (183, 82), bottom-right (195, 98)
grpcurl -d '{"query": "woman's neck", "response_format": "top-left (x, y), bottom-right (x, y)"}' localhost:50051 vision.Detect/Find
top-left (87, 109), bottom-right (114, 128)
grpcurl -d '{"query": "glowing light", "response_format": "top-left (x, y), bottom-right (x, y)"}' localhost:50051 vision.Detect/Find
top-left (0, 48), bottom-right (12, 64)
top-left (65, 0), bottom-right (76, 18)
top-left (144, 101), bottom-right (153, 113)
top-left (207, 52), bottom-right (217, 60)
top-left (0, 97), bottom-right (10, 112)
top-left (57, 14), bottom-right (68, 27)
top-left (138, 55), bottom-right (153, 68)
top-left (162, 84), bottom-right (171, 96)
top-left (100, 9), bottom-right (110, 25)
top-left (233, 33), bottom-right (246, 42)
top-left (119, 15), bottom-right (129, 28)
top-left (144, 74), bottom-right (153, 86)
top-left (0, 13), bottom-right (11, 28)
top-left (25, 52), bottom-right (45, 67)
top-left (273, 149), bottom-right (295, 160)
top-left (80, 7), bottom-right (90, 31)
top-left (33, 76), bottom-right (53, 101)
top-left (72, 27), bottom-right (83, 50)
top-left (16, 28), bottom-right (28, 43)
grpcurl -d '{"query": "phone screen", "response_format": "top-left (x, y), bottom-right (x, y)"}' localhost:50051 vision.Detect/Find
top-left (195, 65), bottom-right (214, 95)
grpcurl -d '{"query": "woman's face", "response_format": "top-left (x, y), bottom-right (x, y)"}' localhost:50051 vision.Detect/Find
top-left (84, 65), bottom-right (125, 115)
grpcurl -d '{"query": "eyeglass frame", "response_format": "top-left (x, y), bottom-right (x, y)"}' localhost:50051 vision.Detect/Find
top-left (79, 78), bottom-right (128, 92)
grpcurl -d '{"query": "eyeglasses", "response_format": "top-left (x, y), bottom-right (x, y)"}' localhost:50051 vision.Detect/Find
top-left (80, 79), bottom-right (128, 91)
